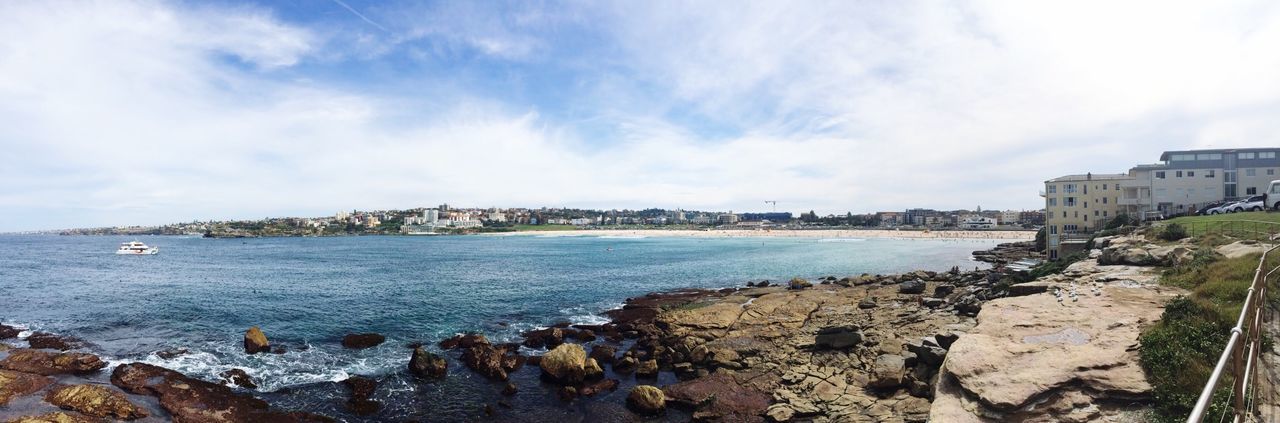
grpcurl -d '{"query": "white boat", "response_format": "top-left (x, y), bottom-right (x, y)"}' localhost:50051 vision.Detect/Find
top-left (116, 241), bottom-right (159, 255)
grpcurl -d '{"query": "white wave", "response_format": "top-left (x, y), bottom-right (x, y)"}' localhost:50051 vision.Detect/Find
top-left (597, 235), bottom-right (647, 239)
top-left (816, 238), bottom-right (867, 242)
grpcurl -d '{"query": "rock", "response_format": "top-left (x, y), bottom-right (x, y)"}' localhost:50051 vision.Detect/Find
top-left (663, 372), bottom-right (770, 421)
top-left (635, 359), bottom-right (658, 378)
top-left (0, 369), bottom-right (53, 406)
top-left (858, 298), bottom-right (877, 309)
top-left (579, 378), bottom-right (619, 397)
top-left (709, 348), bottom-right (742, 369)
top-left (342, 376), bottom-right (380, 415)
top-left (589, 344), bottom-right (617, 365)
top-left (6, 412), bottom-right (100, 423)
top-left (0, 349), bottom-right (106, 375)
top-left (219, 368), bottom-right (257, 389)
top-left (539, 343), bottom-right (587, 385)
top-left (788, 278), bottom-right (812, 290)
top-left (439, 333), bottom-right (489, 350)
top-left (521, 327), bottom-right (565, 349)
top-left (461, 343), bottom-right (519, 381)
top-left (1217, 241), bottom-right (1269, 259)
top-left (341, 333), bottom-right (386, 349)
top-left (766, 404), bottom-right (796, 422)
top-left (933, 284), bottom-right (956, 297)
top-left (25, 333), bottom-right (83, 351)
top-left (922, 298), bottom-right (945, 308)
top-left (899, 280), bottom-right (926, 294)
top-left (408, 347), bottom-right (447, 379)
top-left (583, 358), bottom-right (604, 381)
top-left (869, 354), bottom-right (906, 389)
top-left (0, 324), bottom-right (19, 339)
top-left (936, 332), bottom-right (961, 350)
top-left (626, 385), bottom-right (666, 416)
top-left (501, 383), bottom-right (517, 396)
top-left (614, 355), bottom-right (638, 374)
top-left (155, 348), bottom-right (189, 360)
top-left (814, 326), bottom-right (862, 350)
top-left (111, 362), bottom-right (333, 422)
top-left (557, 386), bottom-right (577, 402)
top-left (44, 384), bottom-right (149, 420)
top-left (244, 326), bottom-right (270, 354)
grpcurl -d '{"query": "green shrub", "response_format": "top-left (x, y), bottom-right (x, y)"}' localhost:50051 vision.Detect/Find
top-left (1105, 213), bottom-right (1134, 230)
top-left (1027, 252), bottom-right (1086, 279)
top-left (1159, 223), bottom-right (1188, 241)
top-left (1140, 296), bottom-right (1233, 422)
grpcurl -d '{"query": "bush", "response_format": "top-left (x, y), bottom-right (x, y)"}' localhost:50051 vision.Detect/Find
top-left (1159, 223), bottom-right (1188, 241)
top-left (1034, 227), bottom-right (1046, 252)
top-left (1027, 252), bottom-right (1086, 279)
top-left (1139, 296), bottom-right (1233, 422)
top-left (1104, 213), bottom-right (1134, 230)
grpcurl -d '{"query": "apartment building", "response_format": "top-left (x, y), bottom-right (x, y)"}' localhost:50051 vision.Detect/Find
top-left (1043, 148), bottom-right (1280, 260)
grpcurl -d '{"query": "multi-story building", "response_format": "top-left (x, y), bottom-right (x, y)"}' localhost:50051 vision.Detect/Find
top-left (1044, 148), bottom-right (1280, 259)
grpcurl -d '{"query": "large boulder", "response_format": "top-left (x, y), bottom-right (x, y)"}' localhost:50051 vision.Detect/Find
top-left (44, 384), bottom-right (149, 420)
top-left (814, 326), bottom-right (862, 350)
top-left (899, 280), bottom-right (926, 294)
top-left (539, 344), bottom-right (587, 385)
top-left (7, 412), bottom-right (100, 423)
top-left (662, 372), bottom-right (771, 421)
top-left (0, 324), bottom-right (19, 339)
top-left (0, 349), bottom-right (106, 375)
top-left (635, 359), bottom-right (659, 378)
top-left (341, 333), bottom-right (386, 349)
top-left (627, 385), bottom-right (666, 416)
top-left (244, 326), bottom-right (270, 354)
top-left (26, 332), bottom-right (84, 351)
top-left (869, 354), bottom-right (906, 389)
top-left (589, 344), bottom-right (618, 365)
top-left (219, 368), bottom-right (257, 389)
top-left (438, 333), bottom-right (488, 350)
top-left (342, 376), bottom-right (380, 415)
top-left (408, 347), bottom-right (447, 379)
top-left (0, 369), bottom-right (53, 406)
top-left (461, 343), bottom-right (522, 381)
top-left (583, 358), bottom-right (604, 381)
top-left (521, 327), bottom-right (565, 349)
top-left (788, 278), bottom-right (812, 290)
top-left (111, 362), bottom-right (333, 422)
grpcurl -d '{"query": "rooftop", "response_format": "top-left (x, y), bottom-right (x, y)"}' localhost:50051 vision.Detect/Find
top-left (1159, 147), bottom-right (1277, 161)
top-left (1045, 173), bottom-right (1132, 183)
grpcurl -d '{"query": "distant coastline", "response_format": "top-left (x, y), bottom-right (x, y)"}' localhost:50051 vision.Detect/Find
top-left (489, 228), bottom-right (1037, 240)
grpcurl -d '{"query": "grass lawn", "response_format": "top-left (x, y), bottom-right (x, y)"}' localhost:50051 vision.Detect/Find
top-left (510, 224), bottom-right (578, 232)
top-left (1159, 211), bottom-right (1280, 239)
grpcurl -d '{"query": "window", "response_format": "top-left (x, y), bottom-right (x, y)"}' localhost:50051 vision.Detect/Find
top-left (1226, 172), bottom-right (1237, 183)
top-left (1246, 187), bottom-right (1257, 195)
top-left (1269, 169), bottom-right (1276, 176)
top-left (1084, 215), bottom-right (1088, 222)
top-left (1063, 184), bottom-right (1076, 193)
top-left (1094, 211), bottom-right (1099, 217)
top-left (1084, 185), bottom-right (1088, 194)
top-left (1065, 197), bottom-right (1076, 207)
top-left (1102, 197), bottom-right (1108, 204)
top-left (1187, 171), bottom-right (1194, 177)
top-left (1207, 170), bottom-right (1215, 178)
top-left (1246, 168), bottom-right (1256, 176)
top-left (1176, 171), bottom-right (1183, 178)
top-left (1261, 152), bottom-right (1276, 159)
top-left (1063, 224), bottom-right (1078, 232)
top-left (1197, 153), bottom-right (1222, 160)
top-left (1050, 225), bottom-right (1057, 235)
top-left (1101, 184), bottom-right (1107, 191)
top-left (1156, 171), bottom-right (1166, 179)
top-left (1083, 201), bottom-right (1088, 208)
top-left (1171, 154), bottom-right (1196, 161)
top-left (1062, 211), bottom-right (1066, 218)
top-left (1103, 210), bottom-right (1108, 217)
top-left (1047, 185), bottom-right (1057, 194)
top-left (1115, 184), bottom-right (1120, 190)
top-left (1239, 152), bottom-right (1257, 160)
top-left (1047, 198), bottom-right (1057, 207)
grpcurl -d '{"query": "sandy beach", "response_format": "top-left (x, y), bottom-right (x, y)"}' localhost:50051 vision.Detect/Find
top-left (492, 229), bottom-right (1037, 240)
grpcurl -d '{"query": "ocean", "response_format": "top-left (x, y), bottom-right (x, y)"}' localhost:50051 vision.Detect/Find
top-left (0, 234), bottom-right (1003, 421)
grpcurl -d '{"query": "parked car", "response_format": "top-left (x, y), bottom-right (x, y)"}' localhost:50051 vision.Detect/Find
top-left (1205, 201), bottom-right (1240, 215)
top-left (1226, 195), bottom-right (1266, 213)
top-left (1270, 180), bottom-right (1280, 210)
top-left (1197, 201), bottom-right (1229, 215)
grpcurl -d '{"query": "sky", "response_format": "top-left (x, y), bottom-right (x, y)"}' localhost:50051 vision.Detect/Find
top-left (2, 0), bottom-right (1280, 231)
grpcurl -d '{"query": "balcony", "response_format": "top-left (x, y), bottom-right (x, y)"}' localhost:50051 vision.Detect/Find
top-left (1039, 190), bottom-right (1046, 197)
top-left (1118, 197), bottom-right (1142, 206)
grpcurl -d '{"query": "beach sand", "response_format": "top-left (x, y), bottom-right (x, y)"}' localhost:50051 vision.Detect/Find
top-left (491, 228), bottom-right (1036, 240)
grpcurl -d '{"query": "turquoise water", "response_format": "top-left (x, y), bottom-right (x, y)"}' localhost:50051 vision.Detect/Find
top-left (0, 234), bottom-right (1001, 421)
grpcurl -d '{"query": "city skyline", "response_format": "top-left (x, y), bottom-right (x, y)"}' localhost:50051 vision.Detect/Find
top-left (3, 1), bottom-right (1280, 231)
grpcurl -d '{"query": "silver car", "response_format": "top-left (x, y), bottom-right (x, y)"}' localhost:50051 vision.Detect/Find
top-left (1225, 195), bottom-right (1266, 213)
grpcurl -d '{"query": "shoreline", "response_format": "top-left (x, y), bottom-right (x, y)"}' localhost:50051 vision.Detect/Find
top-left (488, 228), bottom-right (1037, 240)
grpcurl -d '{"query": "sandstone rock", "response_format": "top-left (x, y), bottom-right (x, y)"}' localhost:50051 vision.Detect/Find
top-left (933, 284), bottom-right (956, 297)
top-left (0, 369), bottom-right (53, 406)
top-left (579, 378), bottom-right (619, 397)
top-left (342, 375), bottom-right (380, 415)
top-left (709, 348), bottom-right (742, 369)
top-left (788, 278), bottom-right (812, 290)
top-left (461, 343), bottom-right (520, 381)
top-left (936, 332), bottom-right (961, 350)
top-left (614, 355), bottom-right (638, 374)
top-left (858, 298), bottom-right (877, 309)
top-left (219, 368), bottom-right (257, 389)
top-left (584, 357), bottom-right (604, 381)
top-left (44, 384), bottom-right (149, 420)
top-left (408, 347), bottom-right (447, 379)
top-left (907, 341), bottom-right (947, 367)
top-left (589, 344), bottom-right (617, 365)
top-left (521, 327), bottom-right (565, 349)
top-left (539, 343), bottom-right (587, 385)
top-left (869, 354), bottom-right (906, 389)
top-left (244, 326), bottom-right (270, 354)
top-left (25, 333), bottom-right (84, 351)
top-left (663, 372), bottom-right (770, 421)
top-left (557, 386), bottom-right (577, 402)
top-left (899, 280), bottom-right (926, 294)
top-left (1216, 241), bottom-right (1270, 259)
top-left (111, 362), bottom-right (333, 422)
top-left (922, 298), bottom-right (945, 308)
top-left (814, 326), bottom-right (862, 350)
top-left (155, 348), bottom-right (189, 360)
top-left (438, 333), bottom-right (488, 350)
top-left (341, 333), bottom-right (386, 349)
top-left (766, 404), bottom-right (796, 422)
top-left (0, 324), bottom-right (19, 339)
top-left (626, 385), bottom-right (666, 416)
top-left (6, 412), bottom-right (100, 423)
top-left (0, 349), bottom-right (106, 375)
top-left (635, 359), bottom-right (658, 378)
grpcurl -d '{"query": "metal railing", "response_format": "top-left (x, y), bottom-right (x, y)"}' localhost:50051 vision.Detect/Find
top-left (1187, 242), bottom-right (1280, 423)
top-left (1171, 219), bottom-right (1280, 243)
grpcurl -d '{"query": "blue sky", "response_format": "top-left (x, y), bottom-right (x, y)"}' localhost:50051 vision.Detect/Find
top-left (2, 0), bottom-right (1280, 231)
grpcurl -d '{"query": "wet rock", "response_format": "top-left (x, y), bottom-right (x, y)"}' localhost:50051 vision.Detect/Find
top-left (627, 385), bottom-right (666, 416)
top-left (462, 343), bottom-right (521, 381)
top-left (111, 362), bottom-right (334, 422)
top-left (501, 383), bottom-right (518, 396)
top-left (857, 298), bottom-right (877, 309)
top-left (922, 298), bottom-right (945, 308)
top-left (557, 386), bottom-right (577, 402)
top-left (788, 278), bottom-right (812, 290)
top-left (579, 378), bottom-right (619, 397)
top-left (7, 412), bottom-right (100, 423)
top-left (814, 326), bottom-right (862, 350)
top-left (899, 280), bottom-right (926, 294)
top-left (663, 372), bottom-right (770, 421)
top-left (0, 349), bottom-right (106, 375)
top-left (408, 347), bottom-right (447, 379)
top-left (933, 284), bottom-right (955, 298)
top-left (341, 333), bottom-right (386, 349)
top-left (539, 343), bottom-right (587, 385)
top-left (438, 333), bottom-right (488, 350)
top-left (0, 324), bottom-right (18, 339)
top-left (521, 327), bottom-right (565, 349)
top-left (614, 355), bottom-right (638, 374)
top-left (588, 344), bottom-right (617, 365)
top-left (635, 359), bottom-right (658, 378)
top-left (343, 376), bottom-right (381, 415)
top-left (25, 333), bottom-right (84, 351)
top-left (155, 348), bottom-right (189, 360)
top-left (583, 358), bottom-right (604, 381)
top-left (219, 368), bottom-right (257, 389)
top-left (869, 354), bottom-right (906, 389)
top-left (0, 369), bottom-right (53, 406)
top-left (44, 384), bottom-right (149, 420)
top-left (244, 326), bottom-right (270, 354)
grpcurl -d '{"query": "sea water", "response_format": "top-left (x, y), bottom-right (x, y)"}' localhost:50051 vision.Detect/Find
top-left (0, 234), bottom-right (1002, 421)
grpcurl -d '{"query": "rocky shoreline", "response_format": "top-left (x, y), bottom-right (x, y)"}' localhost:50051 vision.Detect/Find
top-left (0, 242), bottom-right (1043, 422)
